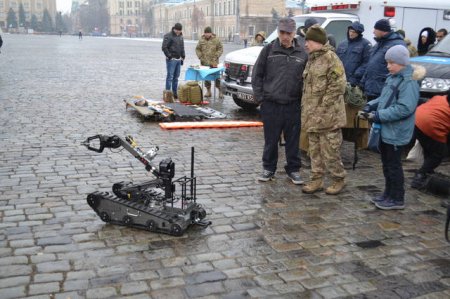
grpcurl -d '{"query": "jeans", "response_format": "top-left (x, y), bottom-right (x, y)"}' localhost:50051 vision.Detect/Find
top-left (260, 101), bottom-right (301, 174)
top-left (165, 59), bottom-right (181, 96)
top-left (380, 141), bottom-right (405, 201)
top-left (415, 126), bottom-right (447, 175)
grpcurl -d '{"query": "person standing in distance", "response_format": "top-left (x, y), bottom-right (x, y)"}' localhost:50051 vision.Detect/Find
top-left (196, 26), bottom-right (224, 99)
top-left (162, 23), bottom-right (185, 100)
top-left (252, 17), bottom-right (308, 184)
top-left (301, 25), bottom-right (348, 195)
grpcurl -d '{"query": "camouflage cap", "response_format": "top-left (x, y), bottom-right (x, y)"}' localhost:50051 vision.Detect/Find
top-left (278, 17), bottom-right (296, 33)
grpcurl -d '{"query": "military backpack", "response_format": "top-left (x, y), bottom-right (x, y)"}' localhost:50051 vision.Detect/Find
top-left (178, 81), bottom-right (203, 104)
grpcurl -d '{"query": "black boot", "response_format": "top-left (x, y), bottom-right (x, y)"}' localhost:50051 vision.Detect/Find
top-left (411, 172), bottom-right (427, 189)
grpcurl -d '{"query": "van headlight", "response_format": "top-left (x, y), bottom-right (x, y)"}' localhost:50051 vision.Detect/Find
top-left (421, 77), bottom-right (450, 92)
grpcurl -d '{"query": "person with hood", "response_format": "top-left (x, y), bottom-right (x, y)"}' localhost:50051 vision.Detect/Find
top-left (336, 21), bottom-right (372, 87)
top-left (162, 23), bottom-right (185, 100)
top-left (251, 31), bottom-right (266, 46)
top-left (252, 17), bottom-right (308, 185)
top-left (396, 29), bottom-right (418, 57)
top-left (301, 25), bottom-right (348, 195)
top-left (360, 19), bottom-right (405, 100)
top-left (359, 45), bottom-right (425, 210)
top-left (417, 27), bottom-right (436, 56)
top-left (196, 26), bottom-right (224, 98)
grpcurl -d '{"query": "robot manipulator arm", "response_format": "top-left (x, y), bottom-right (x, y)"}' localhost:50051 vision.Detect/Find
top-left (82, 134), bottom-right (160, 176)
top-left (81, 135), bottom-right (121, 153)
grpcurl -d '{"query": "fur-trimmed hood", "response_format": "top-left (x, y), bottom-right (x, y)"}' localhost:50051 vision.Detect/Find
top-left (411, 64), bottom-right (426, 81)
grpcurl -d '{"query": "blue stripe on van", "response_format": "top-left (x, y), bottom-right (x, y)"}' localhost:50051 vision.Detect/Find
top-left (410, 56), bottom-right (450, 65)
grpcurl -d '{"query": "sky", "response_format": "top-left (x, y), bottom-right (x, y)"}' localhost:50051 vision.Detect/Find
top-left (57, 0), bottom-right (72, 14)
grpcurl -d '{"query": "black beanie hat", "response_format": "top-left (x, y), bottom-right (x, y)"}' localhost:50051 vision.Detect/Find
top-left (174, 23), bottom-right (182, 31)
top-left (374, 19), bottom-right (391, 32)
top-left (204, 26), bottom-right (212, 33)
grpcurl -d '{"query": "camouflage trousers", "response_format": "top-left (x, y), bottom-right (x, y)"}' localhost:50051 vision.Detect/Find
top-left (308, 129), bottom-right (346, 181)
top-left (204, 78), bottom-right (221, 89)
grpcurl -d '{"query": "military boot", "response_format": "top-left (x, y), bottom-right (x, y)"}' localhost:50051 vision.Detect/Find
top-left (302, 179), bottom-right (323, 194)
top-left (204, 87), bottom-right (212, 98)
top-left (325, 179), bottom-right (346, 195)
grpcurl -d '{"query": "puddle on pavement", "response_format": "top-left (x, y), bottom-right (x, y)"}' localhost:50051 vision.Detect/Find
top-left (354, 240), bottom-right (385, 249)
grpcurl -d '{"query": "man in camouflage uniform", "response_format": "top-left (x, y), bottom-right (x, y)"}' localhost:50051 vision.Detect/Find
top-left (301, 25), bottom-right (347, 195)
top-left (196, 26), bottom-right (224, 99)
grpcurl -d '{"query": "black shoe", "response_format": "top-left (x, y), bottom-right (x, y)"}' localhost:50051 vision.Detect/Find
top-left (258, 170), bottom-right (275, 182)
top-left (287, 172), bottom-right (304, 185)
top-left (375, 198), bottom-right (405, 210)
top-left (411, 173), bottom-right (427, 189)
top-left (370, 194), bottom-right (389, 204)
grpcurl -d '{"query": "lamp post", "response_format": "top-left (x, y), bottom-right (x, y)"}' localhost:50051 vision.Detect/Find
top-left (236, 0), bottom-right (240, 42)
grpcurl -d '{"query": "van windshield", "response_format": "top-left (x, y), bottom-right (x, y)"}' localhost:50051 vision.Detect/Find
top-left (264, 16), bottom-right (326, 44)
top-left (427, 35), bottom-right (450, 57)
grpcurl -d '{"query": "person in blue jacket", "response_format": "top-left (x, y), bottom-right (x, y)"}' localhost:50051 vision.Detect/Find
top-left (336, 21), bottom-right (371, 87)
top-left (360, 19), bottom-right (405, 100)
top-left (359, 45), bottom-right (425, 210)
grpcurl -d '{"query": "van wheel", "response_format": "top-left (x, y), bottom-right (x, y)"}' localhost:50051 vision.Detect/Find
top-left (232, 95), bottom-right (259, 110)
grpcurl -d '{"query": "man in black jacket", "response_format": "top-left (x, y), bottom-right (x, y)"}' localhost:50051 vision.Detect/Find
top-left (162, 23), bottom-right (185, 99)
top-left (252, 17), bottom-right (308, 184)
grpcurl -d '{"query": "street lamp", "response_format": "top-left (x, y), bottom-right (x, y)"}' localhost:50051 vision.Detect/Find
top-left (297, 0), bottom-right (306, 15)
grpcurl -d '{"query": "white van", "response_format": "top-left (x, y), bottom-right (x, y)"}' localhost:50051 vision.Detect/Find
top-left (221, 13), bottom-right (359, 110)
top-left (308, 0), bottom-right (450, 45)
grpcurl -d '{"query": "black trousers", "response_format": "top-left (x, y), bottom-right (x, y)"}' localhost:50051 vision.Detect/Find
top-left (380, 141), bottom-right (405, 201)
top-left (415, 126), bottom-right (447, 174)
top-left (260, 101), bottom-right (301, 174)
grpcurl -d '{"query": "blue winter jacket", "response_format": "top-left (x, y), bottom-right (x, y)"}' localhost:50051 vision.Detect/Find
top-left (336, 31), bottom-right (371, 86)
top-left (364, 65), bottom-right (420, 146)
top-left (361, 32), bottom-right (405, 97)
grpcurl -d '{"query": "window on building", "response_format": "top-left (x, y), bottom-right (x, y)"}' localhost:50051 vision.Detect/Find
top-left (0, 1), bottom-right (4, 9)
top-left (135, 1), bottom-right (140, 7)
top-left (119, 1), bottom-right (124, 8)
top-left (120, 10), bottom-right (123, 16)
top-left (219, 3), bottom-right (222, 16)
top-left (127, 1), bottom-right (132, 8)
top-left (36, 2), bottom-right (42, 10)
top-left (23, 2), bottom-right (29, 9)
top-left (128, 10), bottom-right (132, 15)
top-left (248, 26), bottom-right (255, 37)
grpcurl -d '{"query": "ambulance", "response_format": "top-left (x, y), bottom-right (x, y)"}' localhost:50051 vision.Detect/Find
top-left (308, 0), bottom-right (450, 44)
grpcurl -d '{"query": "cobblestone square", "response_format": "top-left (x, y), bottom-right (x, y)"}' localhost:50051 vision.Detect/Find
top-left (0, 34), bottom-right (449, 298)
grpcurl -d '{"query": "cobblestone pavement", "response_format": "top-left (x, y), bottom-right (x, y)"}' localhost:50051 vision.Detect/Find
top-left (0, 34), bottom-right (449, 299)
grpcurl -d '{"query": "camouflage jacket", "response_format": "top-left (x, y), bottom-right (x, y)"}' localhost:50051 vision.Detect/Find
top-left (195, 35), bottom-right (223, 66)
top-left (302, 44), bottom-right (347, 132)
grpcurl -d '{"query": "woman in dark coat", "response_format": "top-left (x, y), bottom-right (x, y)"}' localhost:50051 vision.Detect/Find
top-left (417, 27), bottom-right (436, 56)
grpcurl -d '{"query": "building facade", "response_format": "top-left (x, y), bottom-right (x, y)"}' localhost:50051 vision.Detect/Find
top-left (151, 0), bottom-right (286, 41)
top-left (0, 0), bottom-right (57, 30)
top-left (108, 0), bottom-right (149, 36)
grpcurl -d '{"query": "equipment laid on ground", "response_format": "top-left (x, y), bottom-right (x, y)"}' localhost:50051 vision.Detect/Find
top-left (81, 134), bottom-right (210, 236)
top-left (124, 97), bottom-right (226, 121)
top-left (178, 81), bottom-right (203, 104)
